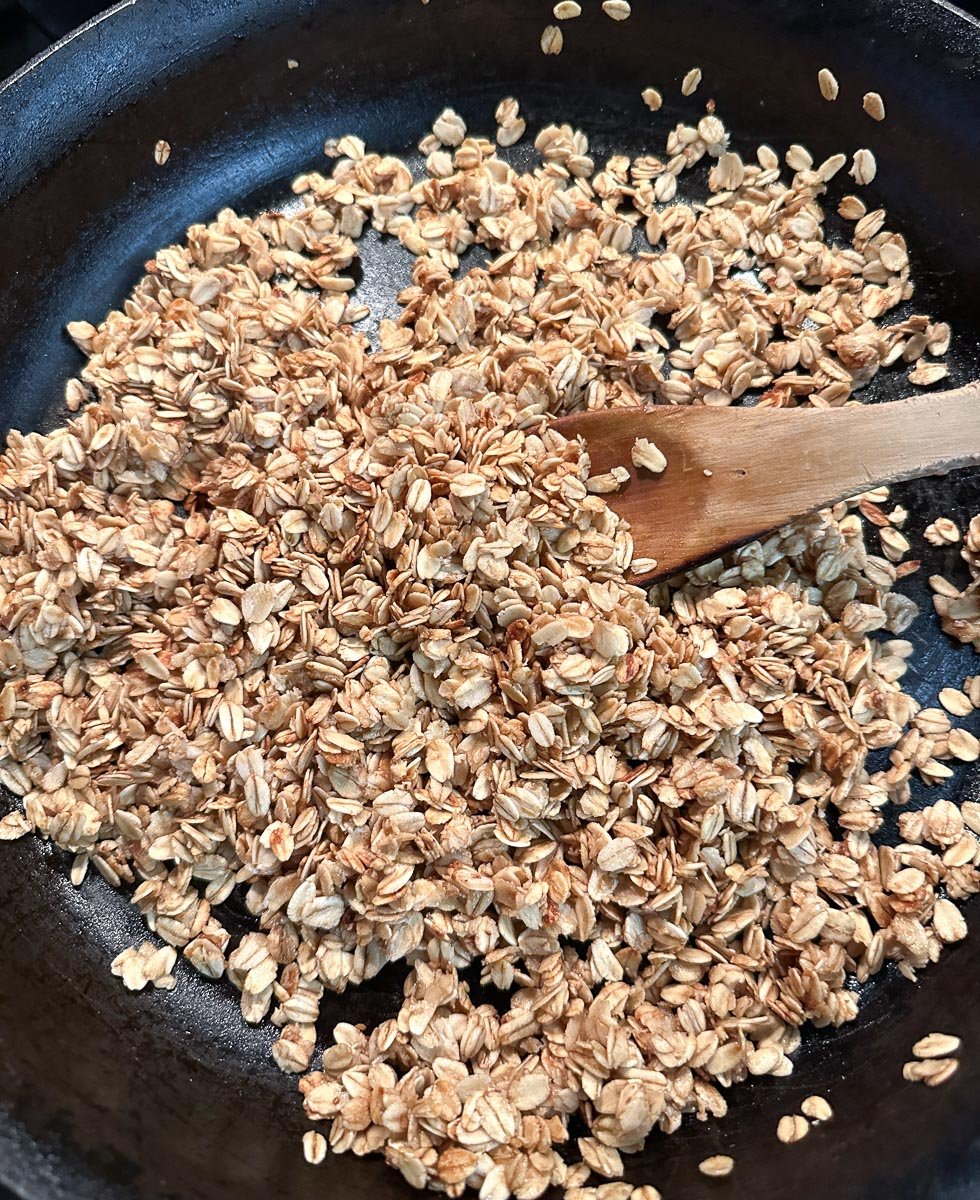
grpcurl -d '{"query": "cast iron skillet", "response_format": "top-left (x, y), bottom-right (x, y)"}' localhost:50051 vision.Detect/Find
top-left (0, 1), bottom-right (979, 1197)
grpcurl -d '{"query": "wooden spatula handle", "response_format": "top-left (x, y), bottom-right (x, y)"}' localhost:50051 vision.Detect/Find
top-left (557, 383), bottom-right (980, 579)
top-left (800, 383), bottom-right (980, 490)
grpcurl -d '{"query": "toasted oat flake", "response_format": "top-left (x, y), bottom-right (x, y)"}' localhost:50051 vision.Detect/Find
top-left (681, 67), bottom-right (702, 95)
top-left (925, 517), bottom-right (960, 546)
top-left (641, 87), bottom-right (663, 111)
top-left (631, 437), bottom-right (668, 474)
top-left (913, 1033), bottom-right (962, 1059)
top-left (863, 91), bottom-right (886, 120)
top-left (153, 139), bottom-right (171, 166)
top-left (554, 0), bottom-right (581, 16)
top-left (903, 1058), bottom-right (960, 1087)
top-left (801, 1095), bottom-right (833, 1122)
top-left (777, 1115), bottom-right (809, 1144)
top-left (909, 361), bottom-right (948, 387)
top-left (939, 687), bottom-right (973, 717)
top-left (303, 1130), bottom-right (328, 1165)
top-left (818, 68), bottom-right (839, 100)
top-left (698, 1156), bottom-right (734, 1178)
top-left (602, 0), bottom-right (631, 19)
top-left (0, 811), bottom-right (30, 840)
top-left (541, 24), bottom-right (564, 54)
top-left (850, 148), bottom-right (877, 185)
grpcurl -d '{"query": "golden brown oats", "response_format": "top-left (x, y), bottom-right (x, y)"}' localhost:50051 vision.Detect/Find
top-left (153, 139), bottom-right (171, 165)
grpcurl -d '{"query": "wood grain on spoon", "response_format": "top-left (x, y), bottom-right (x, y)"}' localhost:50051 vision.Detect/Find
top-left (554, 384), bottom-right (980, 582)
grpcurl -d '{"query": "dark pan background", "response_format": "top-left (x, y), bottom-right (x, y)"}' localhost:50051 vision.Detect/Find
top-left (0, 3), bottom-right (978, 1200)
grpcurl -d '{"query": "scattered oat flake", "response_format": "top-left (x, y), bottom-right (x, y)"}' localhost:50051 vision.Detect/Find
top-left (698, 1156), bottom-right (734, 1178)
top-left (818, 67), bottom-right (839, 100)
top-left (801, 1095), bottom-right (833, 1122)
top-left (850, 147), bottom-right (877, 185)
top-left (863, 91), bottom-right (886, 120)
top-left (909, 361), bottom-right (948, 386)
top-left (554, 0), bottom-right (581, 16)
top-left (287, 59), bottom-right (299, 69)
top-left (303, 1129), bottom-right (327, 1164)
top-left (681, 67), bottom-right (702, 95)
top-left (154, 139), bottom-right (171, 165)
top-left (913, 1032), bottom-right (962, 1059)
top-left (602, 0), bottom-right (631, 19)
top-left (641, 87), bottom-right (663, 111)
top-left (903, 1058), bottom-right (960, 1087)
top-left (777, 1114), bottom-right (809, 1144)
top-left (541, 24), bottom-right (563, 54)
top-left (939, 687), bottom-right (972, 716)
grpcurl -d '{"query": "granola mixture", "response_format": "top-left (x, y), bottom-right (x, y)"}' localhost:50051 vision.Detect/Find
top-left (0, 98), bottom-right (976, 1199)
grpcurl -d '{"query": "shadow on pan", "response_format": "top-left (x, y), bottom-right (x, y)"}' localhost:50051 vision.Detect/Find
top-left (0, 1), bottom-right (979, 1198)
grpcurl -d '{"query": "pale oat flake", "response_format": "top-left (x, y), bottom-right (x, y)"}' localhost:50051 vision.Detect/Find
top-left (818, 68), bottom-right (839, 100)
top-left (698, 1156), bottom-right (734, 1178)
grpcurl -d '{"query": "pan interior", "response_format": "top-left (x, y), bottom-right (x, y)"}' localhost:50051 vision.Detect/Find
top-left (0, 2), bottom-right (978, 1199)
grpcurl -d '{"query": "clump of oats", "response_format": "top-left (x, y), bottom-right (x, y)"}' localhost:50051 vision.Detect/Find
top-left (903, 1058), bottom-right (960, 1087)
top-left (495, 96), bottom-right (526, 147)
top-left (0, 97), bottom-right (976, 1200)
top-left (111, 943), bottom-right (178, 992)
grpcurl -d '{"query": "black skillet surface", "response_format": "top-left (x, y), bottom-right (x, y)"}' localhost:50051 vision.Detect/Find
top-left (0, 1), bottom-right (979, 1198)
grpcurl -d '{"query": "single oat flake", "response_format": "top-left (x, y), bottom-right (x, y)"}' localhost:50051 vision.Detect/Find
top-left (153, 139), bottom-right (171, 165)
top-left (698, 1156), bottom-right (734, 1178)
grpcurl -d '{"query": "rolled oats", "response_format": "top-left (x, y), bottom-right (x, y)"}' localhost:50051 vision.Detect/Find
top-left (1, 96), bottom-right (977, 1200)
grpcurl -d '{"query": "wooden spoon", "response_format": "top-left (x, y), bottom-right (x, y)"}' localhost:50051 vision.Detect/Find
top-left (554, 384), bottom-right (980, 582)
